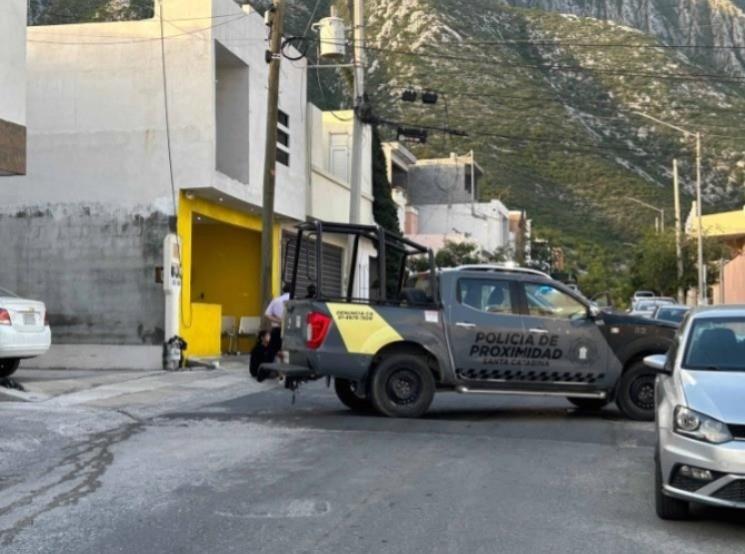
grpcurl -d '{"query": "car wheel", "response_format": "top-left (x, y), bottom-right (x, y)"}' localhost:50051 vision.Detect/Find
top-left (567, 397), bottom-right (609, 411)
top-left (0, 358), bottom-right (20, 378)
top-left (616, 360), bottom-right (657, 421)
top-left (655, 455), bottom-right (689, 520)
top-left (334, 378), bottom-right (373, 413)
top-left (369, 354), bottom-right (435, 418)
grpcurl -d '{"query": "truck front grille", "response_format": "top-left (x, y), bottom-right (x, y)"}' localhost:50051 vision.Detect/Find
top-left (727, 424), bottom-right (745, 440)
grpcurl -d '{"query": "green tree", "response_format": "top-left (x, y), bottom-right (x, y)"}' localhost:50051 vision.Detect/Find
top-left (435, 241), bottom-right (481, 268)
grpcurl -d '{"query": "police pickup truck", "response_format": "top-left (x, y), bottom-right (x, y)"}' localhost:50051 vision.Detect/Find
top-left (263, 221), bottom-right (676, 421)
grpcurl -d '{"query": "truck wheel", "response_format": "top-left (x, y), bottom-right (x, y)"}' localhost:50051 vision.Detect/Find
top-left (655, 456), bottom-right (689, 520)
top-left (616, 360), bottom-right (656, 421)
top-left (0, 358), bottom-right (20, 378)
top-left (334, 378), bottom-right (372, 413)
top-left (567, 397), bottom-right (609, 411)
top-left (369, 354), bottom-right (435, 418)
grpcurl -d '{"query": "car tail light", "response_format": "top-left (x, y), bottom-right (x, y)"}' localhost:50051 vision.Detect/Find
top-left (306, 312), bottom-right (332, 350)
top-left (0, 308), bottom-right (10, 326)
top-left (44, 310), bottom-right (49, 326)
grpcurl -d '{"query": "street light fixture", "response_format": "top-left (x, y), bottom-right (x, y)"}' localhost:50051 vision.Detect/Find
top-left (625, 196), bottom-right (665, 232)
top-left (634, 111), bottom-right (705, 305)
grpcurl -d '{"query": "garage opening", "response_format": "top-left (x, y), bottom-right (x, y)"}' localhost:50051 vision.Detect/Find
top-left (191, 214), bottom-right (261, 353)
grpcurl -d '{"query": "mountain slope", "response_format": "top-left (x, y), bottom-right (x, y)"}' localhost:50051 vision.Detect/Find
top-left (354, 0), bottom-right (745, 254)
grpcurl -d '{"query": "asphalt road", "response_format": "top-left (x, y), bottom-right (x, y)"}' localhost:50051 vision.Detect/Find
top-left (2, 382), bottom-right (745, 553)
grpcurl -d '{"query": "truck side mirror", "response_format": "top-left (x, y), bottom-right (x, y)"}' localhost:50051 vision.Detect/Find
top-left (644, 354), bottom-right (671, 375)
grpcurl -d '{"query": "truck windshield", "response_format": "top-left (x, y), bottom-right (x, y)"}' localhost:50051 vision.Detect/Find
top-left (684, 318), bottom-right (745, 371)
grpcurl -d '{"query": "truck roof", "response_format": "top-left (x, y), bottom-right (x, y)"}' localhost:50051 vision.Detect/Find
top-left (442, 264), bottom-right (552, 280)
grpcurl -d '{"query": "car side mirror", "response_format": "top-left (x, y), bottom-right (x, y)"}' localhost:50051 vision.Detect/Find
top-left (644, 354), bottom-right (671, 375)
top-left (588, 305), bottom-right (601, 319)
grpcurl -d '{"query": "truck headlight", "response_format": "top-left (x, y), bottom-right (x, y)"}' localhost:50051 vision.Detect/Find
top-left (674, 406), bottom-right (732, 444)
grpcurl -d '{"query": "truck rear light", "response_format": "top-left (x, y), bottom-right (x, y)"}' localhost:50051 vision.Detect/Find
top-left (306, 312), bottom-right (332, 350)
top-left (0, 308), bottom-right (10, 326)
top-left (44, 311), bottom-right (49, 326)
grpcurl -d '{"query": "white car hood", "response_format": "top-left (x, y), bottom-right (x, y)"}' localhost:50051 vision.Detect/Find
top-left (681, 370), bottom-right (745, 425)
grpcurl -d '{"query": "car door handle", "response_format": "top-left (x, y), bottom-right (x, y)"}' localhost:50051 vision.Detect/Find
top-left (529, 328), bottom-right (549, 334)
top-left (456, 322), bottom-right (476, 328)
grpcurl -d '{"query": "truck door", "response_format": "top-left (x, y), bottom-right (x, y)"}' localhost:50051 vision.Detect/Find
top-left (447, 277), bottom-right (524, 382)
top-left (517, 282), bottom-right (609, 388)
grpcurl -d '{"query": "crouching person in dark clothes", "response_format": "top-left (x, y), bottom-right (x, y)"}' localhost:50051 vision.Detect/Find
top-left (249, 330), bottom-right (273, 379)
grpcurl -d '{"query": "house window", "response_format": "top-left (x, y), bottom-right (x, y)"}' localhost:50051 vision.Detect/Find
top-left (277, 110), bottom-right (290, 167)
top-left (215, 41), bottom-right (249, 183)
top-left (329, 132), bottom-right (350, 182)
top-left (276, 148), bottom-right (290, 167)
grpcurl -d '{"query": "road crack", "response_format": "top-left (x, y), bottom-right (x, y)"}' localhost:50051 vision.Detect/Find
top-left (0, 423), bottom-right (142, 546)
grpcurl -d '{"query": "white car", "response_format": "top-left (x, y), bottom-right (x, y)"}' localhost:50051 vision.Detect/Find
top-left (646, 306), bottom-right (745, 519)
top-left (0, 286), bottom-right (52, 378)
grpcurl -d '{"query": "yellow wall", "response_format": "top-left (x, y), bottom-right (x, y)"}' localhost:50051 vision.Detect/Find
top-left (178, 193), bottom-right (281, 358)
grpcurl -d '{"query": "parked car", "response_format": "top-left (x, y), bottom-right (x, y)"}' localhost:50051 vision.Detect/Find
top-left (630, 299), bottom-right (673, 318)
top-left (0, 286), bottom-right (52, 377)
top-left (652, 305), bottom-right (690, 325)
top-left (631, 290), bottom-right (655, 306)
top-left (645, 306), bottom-right (745, 519)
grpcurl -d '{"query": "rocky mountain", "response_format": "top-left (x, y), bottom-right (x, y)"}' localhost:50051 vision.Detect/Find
top-left (30, 0), bottom-right (745, 261)
top-left (303, 0), bottom-right (745, 256)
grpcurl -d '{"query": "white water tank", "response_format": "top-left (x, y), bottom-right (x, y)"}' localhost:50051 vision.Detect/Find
top-left (315, 10), bottom-right (346, 60)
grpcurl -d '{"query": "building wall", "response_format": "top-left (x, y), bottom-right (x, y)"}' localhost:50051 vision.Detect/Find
top-left (722, 253), bottom-right (745, 304)
top-left (308, 106), bottom-right (374, 225)
top-left (0, 206), bottom-right (168, 344)
top-left (407, 163), bottom-right (472, 205)
top-left (0, 0), bottom-right (305, 345)
top-left (412, 201), bottom-right (510, 253)
top-left (0, 0), bottom-right (26, 175)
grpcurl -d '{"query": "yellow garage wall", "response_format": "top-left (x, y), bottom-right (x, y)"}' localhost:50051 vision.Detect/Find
top-left (178, 193), bottom-right (281, 358)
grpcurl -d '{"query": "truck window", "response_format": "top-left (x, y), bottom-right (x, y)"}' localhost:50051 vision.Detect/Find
top-left (525, 283), bottom-right (586, 320)
top-left (457, 279), bottom-right (513, 314)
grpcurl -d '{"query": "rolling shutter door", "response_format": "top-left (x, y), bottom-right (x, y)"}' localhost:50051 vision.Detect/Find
top-left (282, 232), bottom-right (344, 298)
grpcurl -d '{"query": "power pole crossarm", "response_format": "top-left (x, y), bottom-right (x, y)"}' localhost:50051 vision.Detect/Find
top-left (260, 0), bottom-right (286, 312)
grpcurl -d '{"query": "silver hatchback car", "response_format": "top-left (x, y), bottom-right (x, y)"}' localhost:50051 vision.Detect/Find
top-left (645, 306), bottom-right (745, 519)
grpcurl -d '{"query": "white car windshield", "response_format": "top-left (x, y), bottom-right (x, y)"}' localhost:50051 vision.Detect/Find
top-left (684, 318), bottom-right (745, 371)
top-left (0, 286), bottom-right (18, 297)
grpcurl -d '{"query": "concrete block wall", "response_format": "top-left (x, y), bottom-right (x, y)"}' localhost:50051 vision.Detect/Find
top-left (0, 205), bottom-right (168, 344)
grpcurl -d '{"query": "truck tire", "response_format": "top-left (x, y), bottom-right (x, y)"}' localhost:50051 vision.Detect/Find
top-left (567, 397), bottom-right (609, 411)
top-left (369, 354), bottom-right (435, 418)
top-left (655, 456), bottom-right (689, 520)
top-left (616, 360), bottom-right (657, 421)
top-left (334, 378), bottom-right (372, 413)
top-left (0, 358), bottom-right (20, 378)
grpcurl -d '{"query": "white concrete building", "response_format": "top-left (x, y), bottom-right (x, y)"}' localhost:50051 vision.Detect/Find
top-left (410, 200), bottom-right (511, 255)
top-left (0, 0), bottom-right (26, 175)
top-left (303, 106), bottom-right (375, 299)
top-left (0, 0), bottom-right (308, 360)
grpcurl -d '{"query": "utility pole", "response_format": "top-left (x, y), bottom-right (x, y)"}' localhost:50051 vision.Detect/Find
top-left (673, 159), bottom-right (684, 304)
top-left (625, 197), bottom-right (664, 233)
top-left (348, 0), bottom-right (365, 225)
top-left (634, 111), bottom-right (705, 304)
top-left (695, 132), bottom-right (706, 305)
top-left (260, 0), bottom-right (286, 311)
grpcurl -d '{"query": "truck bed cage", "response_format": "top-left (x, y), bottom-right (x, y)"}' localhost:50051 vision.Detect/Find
top-left (287, 220), bottom-right (438, 306)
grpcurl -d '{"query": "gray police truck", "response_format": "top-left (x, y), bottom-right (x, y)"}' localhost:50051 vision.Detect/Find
top-left (262, 221), bottom-right (676, 421)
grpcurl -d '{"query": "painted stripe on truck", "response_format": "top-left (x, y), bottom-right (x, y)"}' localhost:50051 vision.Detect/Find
top-left (327, 303), bottom-right (403, 355)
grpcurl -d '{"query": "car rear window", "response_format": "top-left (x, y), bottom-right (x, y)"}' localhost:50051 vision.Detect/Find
top-left (657, 308), bottom-right (688, 323)
top-left (684, 318), bottom-right (745, 371)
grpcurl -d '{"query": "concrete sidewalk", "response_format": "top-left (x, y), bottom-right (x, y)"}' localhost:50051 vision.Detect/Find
top-left (22, 344), bottom-right (163, 371)
top-left (1, 356), bottom-right (266, 412)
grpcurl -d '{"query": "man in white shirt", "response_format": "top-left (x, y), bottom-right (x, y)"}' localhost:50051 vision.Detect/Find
top-left (264, 283), bottom-right (291, 359)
